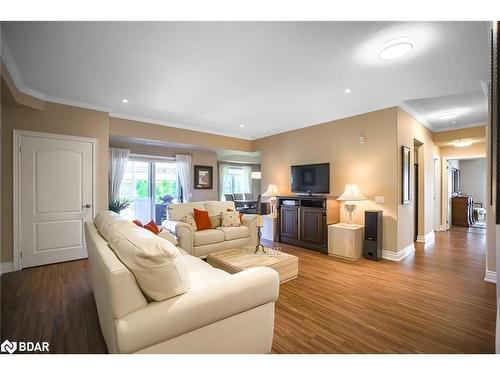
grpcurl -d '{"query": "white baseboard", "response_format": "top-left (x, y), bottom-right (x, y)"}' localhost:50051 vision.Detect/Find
top-left (0, 262), bottom-right (14, 275)
top-left (382, 243), bottom-right (415, 262)
top-left (484, 270), bottom-right (497, 284)
top-left (416, 231), bottom-right (435, 243)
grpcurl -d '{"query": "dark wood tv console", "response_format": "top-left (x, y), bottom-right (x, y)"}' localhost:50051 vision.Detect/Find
top-left (277, 195), bottom-right (340, 253)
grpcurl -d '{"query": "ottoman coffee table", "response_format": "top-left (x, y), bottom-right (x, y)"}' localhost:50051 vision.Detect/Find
top-left (207, 247), bottom-right (298, 284)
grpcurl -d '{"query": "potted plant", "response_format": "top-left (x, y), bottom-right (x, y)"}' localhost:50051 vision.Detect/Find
top-left (108, 198), bottom-right (132, 213)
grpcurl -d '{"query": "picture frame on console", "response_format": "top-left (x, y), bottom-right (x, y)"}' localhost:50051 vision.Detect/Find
top-left (194, 165), bottom-right (213, 189)
top-left (401, 146), bottom-right (411, 204)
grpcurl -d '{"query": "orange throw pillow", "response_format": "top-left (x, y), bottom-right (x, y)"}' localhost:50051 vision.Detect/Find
top-left (132, 219), bottom-right (143, 227)
top-left (193, 208), bottom-right (212, 231)
top-left (227, 208), bottom-right (244, 220)
top-left (143, 220), bottom-right (160, 235)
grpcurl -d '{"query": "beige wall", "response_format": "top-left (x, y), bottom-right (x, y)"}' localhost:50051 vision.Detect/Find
top-left (109, 117), bottom-right (252, 153)
top-left (439, 142), bottom-right (486, 158)
top-left (253, 107), bottom-right (400, 252)
top-left (397, 108), bottom-right (436, 250)
top-left (1, 102), bottom-right (109, 263)
top-left (459, 158), bottom-right (487, 205)
top-left (109, 140), bottom-right (219, 202)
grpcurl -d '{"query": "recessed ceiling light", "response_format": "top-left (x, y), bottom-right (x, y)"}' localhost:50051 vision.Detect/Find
top-left (344, 89), bottom-right (352, 94)
top-left (439, 111), bottom-right (458, 120)
top-left (240, 124), bottom-right (245, 128)
top-left (451, 120), bottom-right (457, 124)
top-left (454, 139), bottom-right (473, 148)
top-left (378, 38), bottom-right (414, 61)
top-left (122, 99), bottom-right (129, 103)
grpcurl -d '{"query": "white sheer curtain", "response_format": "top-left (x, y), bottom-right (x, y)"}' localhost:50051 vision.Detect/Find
top-left (176, 154), bottom-right (192, 202)
top-left (108, 148), bottom-right (130, 203)
top-left (242, 165), bottom-right (252, 193)
top-left (219, 163), bottom-right (231, 200)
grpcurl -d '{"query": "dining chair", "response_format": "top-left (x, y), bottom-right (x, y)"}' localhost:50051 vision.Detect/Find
top-left (244, 192), bottom-right (254, 200)
top-left (233, 193), bottom-right (245, 201)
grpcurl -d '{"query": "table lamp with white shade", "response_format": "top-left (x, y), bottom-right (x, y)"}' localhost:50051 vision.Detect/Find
top-left (337, 184), bottom-right (367, 227)
top-left (262, 183), bottom-right (280, 217)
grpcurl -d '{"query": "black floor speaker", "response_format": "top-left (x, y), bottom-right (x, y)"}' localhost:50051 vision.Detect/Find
top-left (364, 210), bottom-right (382, 260)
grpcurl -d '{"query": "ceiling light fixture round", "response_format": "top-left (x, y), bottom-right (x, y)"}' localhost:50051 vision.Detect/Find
top-left (378, 38), bottom-right (414, 61)
top-left (344, 89), bottom-right (352, 94)
top-left (454, 139), bottom-right (473, 148)
top-left (240, 124), bottom-right (245, 128)
top-left (122, 98), bottom-right (129, 103)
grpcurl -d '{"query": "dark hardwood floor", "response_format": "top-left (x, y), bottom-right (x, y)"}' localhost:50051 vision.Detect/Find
top-left (1, 227), bottom-right (496, 353)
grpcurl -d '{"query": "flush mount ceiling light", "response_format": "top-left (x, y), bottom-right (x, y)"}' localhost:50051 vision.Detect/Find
top-left (454, 139), bottom-right (473, 148)
top-left (240, 124), bottom-right (245, 128)
top-left (122, 98), bottom-right (129, 103)
top-left (439, 111), bottom-right (458, 120)
top-left (378, 38), bottom-right (414, 61)
top-left (344, 89), bottom-right (352, 94)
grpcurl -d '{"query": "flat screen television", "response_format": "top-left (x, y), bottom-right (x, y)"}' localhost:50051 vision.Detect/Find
top-left (291, 163), bottom-right (330, 194)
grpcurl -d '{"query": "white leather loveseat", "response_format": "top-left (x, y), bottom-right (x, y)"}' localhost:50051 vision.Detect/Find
top-left (162, 200), bottom-right (258, 258)
top-left (85, 211), bottom-right (279, 354)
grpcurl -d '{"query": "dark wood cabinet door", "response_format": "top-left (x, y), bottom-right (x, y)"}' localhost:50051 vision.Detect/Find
top-left (299, 207), bottom-right (324, 244)
top-left (280, 206), bottom-right (299, 240)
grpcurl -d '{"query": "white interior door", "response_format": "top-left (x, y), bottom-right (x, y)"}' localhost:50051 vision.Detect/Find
top-left (17, 132), bottom-right (96, 268)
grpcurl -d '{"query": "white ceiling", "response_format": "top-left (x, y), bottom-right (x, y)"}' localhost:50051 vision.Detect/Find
top-left (1, 21), bottom-right (490, 139)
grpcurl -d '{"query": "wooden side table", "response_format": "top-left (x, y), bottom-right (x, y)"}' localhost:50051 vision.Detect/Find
top-left (328, 223), bottom-right (364, 261)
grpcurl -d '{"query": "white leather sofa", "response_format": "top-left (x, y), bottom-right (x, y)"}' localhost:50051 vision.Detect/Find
top-left (162, 200), bottom-right (258, 258)
top-left (85, 212), bottom-right (279, 354)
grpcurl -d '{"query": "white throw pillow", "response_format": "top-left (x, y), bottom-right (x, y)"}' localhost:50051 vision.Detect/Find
top-left (94, 210), bottom-right (136, 241)
top-left (107, 226), bottom-right (190, 301)
top-left (221, 210), bottom-right (241, 227)
top-left (181, 213), bottom-right (197, 231)
top-left (158, 229), bottom-right (179, 246)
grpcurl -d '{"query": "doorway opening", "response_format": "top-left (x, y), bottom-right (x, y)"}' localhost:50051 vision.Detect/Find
top-left (445, 157), bottom-right (487, 233)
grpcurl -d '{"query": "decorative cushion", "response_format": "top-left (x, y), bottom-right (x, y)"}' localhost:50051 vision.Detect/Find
top-left (157, 230), bottom-right (179, 246)
top-left (209, 215), bottom-right (222, 229)
top-left (107, 225), bottom-right (190, 301)
top-left (193, 229), bottom-right (225, 246)
top-left (167, 202), bottom-right (206, 221)
top-left (181, 214), bottom-right (197, 231)
top-left (193, 208), bottom-right (212, 231)
top-left (221, 210), bottom-right (241, 227)
top-left (132, 219), bottom-right (143, 227)
top-left (217, 226), bottom-right (250, 241)
top-left (204, 200), bottom-right (235, 216)
top-left (227, 208), bottom-right (244, 220)
top-left (143, 220), bottom-right (160, 234)
top-left (94, 211), bottom-right (137, 241)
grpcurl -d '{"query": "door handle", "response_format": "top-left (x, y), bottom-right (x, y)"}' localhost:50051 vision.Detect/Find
top-left (82, 204), bottom-right (91, 208)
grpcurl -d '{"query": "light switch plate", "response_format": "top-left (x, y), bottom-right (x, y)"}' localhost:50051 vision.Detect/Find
top-left (375, 196), bottom-right (386, 204)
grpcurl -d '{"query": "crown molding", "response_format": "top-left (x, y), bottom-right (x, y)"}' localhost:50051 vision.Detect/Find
top-left (108, 112), bottom-right (254, 140)
top-left (432, 121), bottom-right (488, 133)
top-left (398, 102), bottom-right (434, 131)
top-left (1, 35), bottom-right (253, 140)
